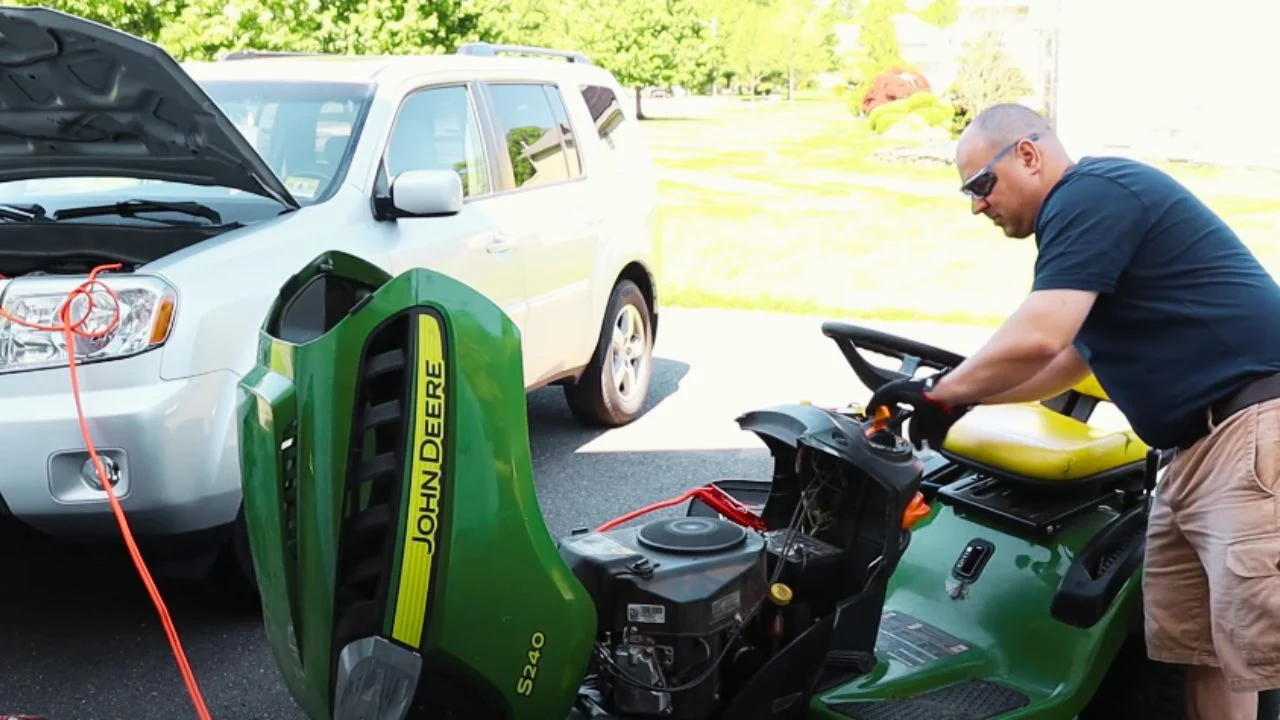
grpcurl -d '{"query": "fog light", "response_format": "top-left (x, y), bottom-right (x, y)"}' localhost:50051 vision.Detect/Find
top-left (333, 636), bottom-right (421, 720)
top-left (81, 456), bottom-right (120, 490)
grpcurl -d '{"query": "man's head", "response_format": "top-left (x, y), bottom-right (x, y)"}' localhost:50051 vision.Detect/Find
top-left (956, 104), bottom-right (1073, 239)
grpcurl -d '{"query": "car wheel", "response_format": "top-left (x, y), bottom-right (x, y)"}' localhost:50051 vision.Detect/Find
top-left (564, 279), bottom-right (653, 427)
top-left (210, 506), bottom-right (262, 614)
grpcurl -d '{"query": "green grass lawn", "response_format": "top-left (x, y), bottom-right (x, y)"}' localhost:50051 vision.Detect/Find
top-left (643, 95), bottom-right (1280, 327)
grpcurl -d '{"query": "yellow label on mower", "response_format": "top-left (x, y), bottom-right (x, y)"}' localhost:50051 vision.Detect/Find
top-left (392, 312), bottom-right (447, 647)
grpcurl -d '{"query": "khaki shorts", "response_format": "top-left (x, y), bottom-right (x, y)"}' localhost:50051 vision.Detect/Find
top-left (1144, 396), bottom-right (1280, 692)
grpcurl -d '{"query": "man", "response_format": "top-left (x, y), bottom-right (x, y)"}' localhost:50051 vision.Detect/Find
top-left (869, 103), bottom-right (1280, 720)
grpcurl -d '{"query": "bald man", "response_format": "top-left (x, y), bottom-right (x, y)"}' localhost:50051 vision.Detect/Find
top-left (868, 103), bottom-right (1280, 719)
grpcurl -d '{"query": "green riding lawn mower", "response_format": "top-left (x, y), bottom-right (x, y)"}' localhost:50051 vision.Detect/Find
top-left (237, 252), bottom-right (1280, 720)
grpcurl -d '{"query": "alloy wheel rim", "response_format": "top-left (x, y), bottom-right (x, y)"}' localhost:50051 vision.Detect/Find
top-left (610, 304), bottom-right (647, 401)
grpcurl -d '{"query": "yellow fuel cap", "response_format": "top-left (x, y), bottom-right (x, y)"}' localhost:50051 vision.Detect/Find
top-left (769, 582), bottom-right (793, 606)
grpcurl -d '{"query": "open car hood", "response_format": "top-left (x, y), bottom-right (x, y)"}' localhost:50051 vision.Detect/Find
top-left (0, 7), bottom-right (298, 209)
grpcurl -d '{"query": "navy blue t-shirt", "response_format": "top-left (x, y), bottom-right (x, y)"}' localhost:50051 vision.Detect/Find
top-left (1032, 156), bottom-right (1280, 449)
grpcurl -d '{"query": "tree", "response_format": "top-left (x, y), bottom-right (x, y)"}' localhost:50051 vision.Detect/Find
top-left (582, 0), bottom-right (716, 117)
top-left (855, 0), bottom-right (907, 77)
top-left (915, 0), bottom-right (958, 28)
top-left (156, 0), bottom-right (329, 59)
top-left (829, 0), bottom-right (864, 20)
top-left (8, 0), bottom-right (172, 41)
top-left (494, 0), bottom-right (714, 118)
top-left (770, 0), bottom-right (839, 99)
top-left (948, 31), bottom-right (1033, 125)
top-left (836, 0), bottom-right (906, 111)
top-left (322, 0), bottom-right (495, 55)
top-left (155, 0), bottom-right (498, 59)
top-left (718, 0), bottom-right (782, 95)
top-left (710, 0), bottom-right (836, 98)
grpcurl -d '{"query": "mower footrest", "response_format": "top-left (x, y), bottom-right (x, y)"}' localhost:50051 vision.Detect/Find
top-left (937, 473), bottom-right (1117, 538)
top-left (826, 678), bottom-right (1030, 719)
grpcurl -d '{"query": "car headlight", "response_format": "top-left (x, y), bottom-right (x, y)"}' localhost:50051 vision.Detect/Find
top-left (0, 274), bottom-right (177, 373)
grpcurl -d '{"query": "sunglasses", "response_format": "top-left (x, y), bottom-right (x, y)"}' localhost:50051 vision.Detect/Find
top-left (961, 132), bottom-right (1040, 199)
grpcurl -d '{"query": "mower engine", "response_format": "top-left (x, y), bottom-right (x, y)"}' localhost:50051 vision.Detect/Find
top-left (562, 404), bottom-right (926, 720)
top-left (559, 516), bottom-right (769, 718)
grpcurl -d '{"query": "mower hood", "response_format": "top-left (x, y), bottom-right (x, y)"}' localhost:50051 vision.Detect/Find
top-left (0, 6), bottom-right (298, 209)
top-left (238, 251), bottom-right (596, 720)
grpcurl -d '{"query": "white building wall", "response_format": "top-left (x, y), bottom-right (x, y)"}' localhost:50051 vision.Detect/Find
top-left (1054, 0), bottom-right (1280, 167)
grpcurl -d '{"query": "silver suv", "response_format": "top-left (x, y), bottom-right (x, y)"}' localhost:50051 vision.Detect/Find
top-left (0, 7), bottom-right (660, 598)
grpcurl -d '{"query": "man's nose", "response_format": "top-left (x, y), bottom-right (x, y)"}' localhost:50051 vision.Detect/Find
top-left (971, 196), bottom-right (988, 215)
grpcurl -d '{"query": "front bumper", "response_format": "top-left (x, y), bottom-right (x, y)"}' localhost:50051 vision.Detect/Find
top-left (0, 349), bottom-right (244, 538)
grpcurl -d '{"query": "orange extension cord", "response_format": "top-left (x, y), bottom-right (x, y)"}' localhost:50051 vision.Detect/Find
top-left (0, 264), bottom-right (213, 720)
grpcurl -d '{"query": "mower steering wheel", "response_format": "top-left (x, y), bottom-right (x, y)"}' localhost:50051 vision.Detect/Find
top-left (821, 320), bottom-right (967, 394)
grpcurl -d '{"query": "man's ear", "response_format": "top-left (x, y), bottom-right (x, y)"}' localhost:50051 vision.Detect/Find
top-left (1017, 139), bottom-right (1042, 172)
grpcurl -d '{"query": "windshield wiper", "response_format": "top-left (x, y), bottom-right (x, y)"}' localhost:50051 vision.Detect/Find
top-left (53, 199), bottom-right (223, 225)
top-left (0, 203), bottom-right (47, 222)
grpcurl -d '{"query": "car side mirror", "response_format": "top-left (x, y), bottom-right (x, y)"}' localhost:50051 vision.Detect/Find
top-left (389, 169), bottom-right (462, 217)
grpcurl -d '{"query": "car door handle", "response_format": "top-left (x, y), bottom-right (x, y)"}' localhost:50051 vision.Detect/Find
top-left (486, 237), bottom-right (511, 254)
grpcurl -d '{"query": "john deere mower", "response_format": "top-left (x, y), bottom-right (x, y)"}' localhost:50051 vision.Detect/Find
top-left (237, 251), bottom-right (1279, 719)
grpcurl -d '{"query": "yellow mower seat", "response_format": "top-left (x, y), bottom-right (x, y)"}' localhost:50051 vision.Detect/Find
top-left (942, 403), bottom-right (1149, 483)
top-left (1071, 374), bottom-right (1111, 402)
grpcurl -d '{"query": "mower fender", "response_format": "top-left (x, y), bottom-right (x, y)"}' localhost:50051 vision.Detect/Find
top-left (810, 503), bottom-right (1140, 720)
top-left (1051, 501), bottom-right (1148, 629)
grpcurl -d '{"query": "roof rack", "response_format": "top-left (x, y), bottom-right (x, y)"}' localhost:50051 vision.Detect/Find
top-left (217, 50), bottom-right (327, 61)
top-left (455, 42), bottom-right (591, 65)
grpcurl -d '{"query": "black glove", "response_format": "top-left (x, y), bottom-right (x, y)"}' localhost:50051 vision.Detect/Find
top-left (867, 373), bottom-right (971, 450)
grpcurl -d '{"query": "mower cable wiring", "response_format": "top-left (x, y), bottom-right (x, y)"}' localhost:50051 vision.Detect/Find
top-left (594, 479), bottom-right (809, 695)
top-left (0, 265), bottom-right (214, 720)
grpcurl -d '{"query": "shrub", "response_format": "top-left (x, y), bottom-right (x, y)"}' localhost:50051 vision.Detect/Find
top-left (914, 103), bottom-right (954, 126)
top-left (868, 90), bottom-right (956, 135)
top-left (867, 96), bottom-right (909, 125)
top-left (859, 66), bottom-right (931, 115)
top-left (905, 91), bottom-right (945, 112)
top-left (872, 106), bottom-right (909, 133)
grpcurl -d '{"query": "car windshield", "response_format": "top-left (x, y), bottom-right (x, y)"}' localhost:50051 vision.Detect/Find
top-left (0, 80), bottom-right (375, 215)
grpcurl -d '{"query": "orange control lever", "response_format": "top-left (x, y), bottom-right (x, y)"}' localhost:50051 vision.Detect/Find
top-left (901, 491), bottom-right (931, 529)
top-left (864, 404), bottom-right (893, 437)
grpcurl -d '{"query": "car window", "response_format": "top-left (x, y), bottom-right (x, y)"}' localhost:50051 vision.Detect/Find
top-left (486, 83), bottom-right (575, 189)
top-left (206, 81), bottom-right (371, 204)
top-left (542, 86), bottom-right (582, 178)
top-left (0, 81), bottom-right (374, 210)
top-left (385, 85), bottom-right (491, 198)
top-left (315, 101), bottom-right (357, 163)
top-left (579, 84), bottom-right (643, 176)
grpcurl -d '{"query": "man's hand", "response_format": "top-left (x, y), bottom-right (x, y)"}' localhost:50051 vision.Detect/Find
top-left (868, 373), bottom-right (972, 450)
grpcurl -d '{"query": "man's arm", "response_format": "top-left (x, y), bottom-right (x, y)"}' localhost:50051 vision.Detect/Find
top-left (977, 343), bottom-right (1090, 405)
top-left (928, 172), bottom-right (1150, 408)
top-left (928, 289), bottom-right (1097, 405)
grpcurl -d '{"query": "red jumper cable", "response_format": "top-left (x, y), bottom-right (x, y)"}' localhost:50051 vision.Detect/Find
top-left (595, 482), bottom-right (768, 533)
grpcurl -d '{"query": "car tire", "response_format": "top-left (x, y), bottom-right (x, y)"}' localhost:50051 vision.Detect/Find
top-left (564, 279), bottom-right (653, 427)
top-left (210, 506), bottom-right (262, 614)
